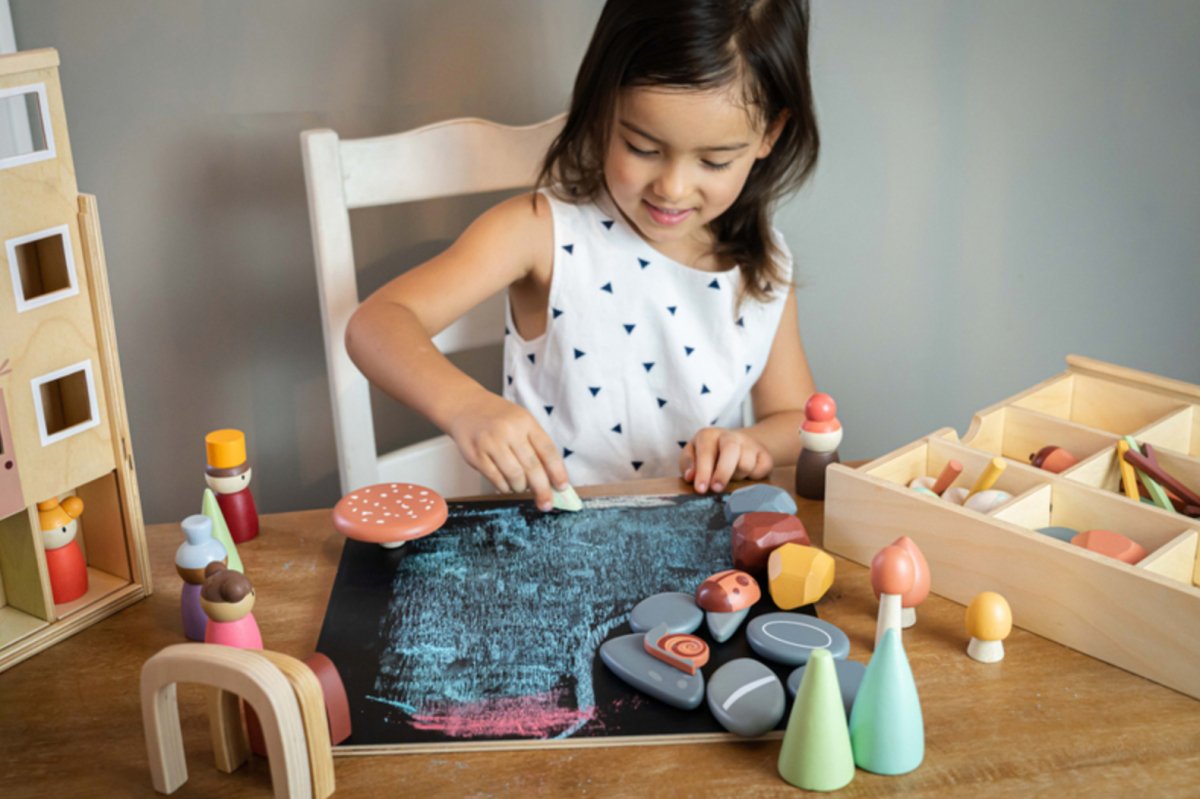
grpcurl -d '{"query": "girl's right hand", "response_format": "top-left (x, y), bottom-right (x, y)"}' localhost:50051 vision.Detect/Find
top-left (445, 391), bottom-right (570, 511)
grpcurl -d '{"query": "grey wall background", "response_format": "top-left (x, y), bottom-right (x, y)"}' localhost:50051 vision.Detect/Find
top-left (10, 1), bottom-right (1199, 523)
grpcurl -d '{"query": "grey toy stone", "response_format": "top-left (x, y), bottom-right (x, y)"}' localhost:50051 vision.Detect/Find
top-left (745, 612), bottom-right (850, 666)
top-left (705, 607), bottom-right (750, 643)
top-left (787, 657), bottom-right (866, 718)
top-left (723, 483), bottom-right (797, 523)
top-left (1036, 525), bottom-right (1078, 543)
top-left (629, 592), bottom-right (703, 634)
top-left (706, 658), bottom-right (785, 737)
top-left (599, 633), bottom-right (705, 710)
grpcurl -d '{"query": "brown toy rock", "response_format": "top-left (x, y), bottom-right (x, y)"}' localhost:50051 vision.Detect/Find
top-left (732, 512), bottom-right (810, 575)
top-left (696, 569), bottom-right (762, 613)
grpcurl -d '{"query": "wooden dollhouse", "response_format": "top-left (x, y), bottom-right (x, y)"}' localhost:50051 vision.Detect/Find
top-left (0, 48), bottom-right (149, 671)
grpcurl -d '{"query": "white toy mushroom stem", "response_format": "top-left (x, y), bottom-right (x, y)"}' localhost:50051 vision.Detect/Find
top-left (876, 593), bottom-right (902, 649)
top-left (967, 636), bottom-right (1004, 663)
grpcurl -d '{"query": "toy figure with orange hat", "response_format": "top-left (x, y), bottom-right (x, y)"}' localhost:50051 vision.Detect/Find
top-left (204, 428), bottom-right (259, 543)
top-left (39, 495), bottom-right (87, 604)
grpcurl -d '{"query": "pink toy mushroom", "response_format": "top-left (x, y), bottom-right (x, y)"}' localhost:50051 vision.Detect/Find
top-left (888, 536), bottom-right (930, 628)
top-left (870, 545), bottom-right (915, 649)
top-left (332, 483), bottom-right (448, 548)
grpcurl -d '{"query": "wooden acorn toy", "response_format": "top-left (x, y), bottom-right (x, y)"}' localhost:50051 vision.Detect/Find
top-left (175, 514), bottom-right (228, 641)
top-left (39, 496), bottom-right (88, 604)
top-left (200, 562), bottom-right (263, 649)
top-left (205, 428), bottom-right (259, 544)
top-left (795, 393), bottom-right (841, 501)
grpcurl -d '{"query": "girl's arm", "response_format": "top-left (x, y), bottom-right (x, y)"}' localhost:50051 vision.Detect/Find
top-left (345, 193), bottom-right (569, 509)
top-left (681, 287), bottom-right (815, 493)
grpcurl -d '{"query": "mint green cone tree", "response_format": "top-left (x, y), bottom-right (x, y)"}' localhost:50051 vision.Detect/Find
top-left (777, 648), bottom-right (855, 791)
top-left (849, 627), bottom-right (924, 774)
top-left (202, 488), bottom-right (243, 572)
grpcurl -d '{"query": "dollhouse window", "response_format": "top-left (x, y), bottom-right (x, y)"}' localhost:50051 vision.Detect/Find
top-left (30, 360), bottom-right (100, 446)
top-left (6, 224), bottom-right (79, 312)
top-left (0, 83), bottom-right (55, 169)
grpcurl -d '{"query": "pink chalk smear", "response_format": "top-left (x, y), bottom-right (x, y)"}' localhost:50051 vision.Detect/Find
top-left (410, 690), bottom-right (597, 739)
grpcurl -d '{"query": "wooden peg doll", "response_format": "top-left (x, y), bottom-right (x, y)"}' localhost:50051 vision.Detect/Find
top-left (175, 514), bottom-right (227, 641)
top-left (795, 393), bottom-right (842, 500)
top-left (200, 562), bottom-right (262, 649)
top-left (205, 428), bottom-right (259, 544)
top-left (39, 496), bottom-right (87, 604)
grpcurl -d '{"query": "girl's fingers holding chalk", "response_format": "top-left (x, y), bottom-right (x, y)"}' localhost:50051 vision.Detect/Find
top-left (477, 452), bottom-right (513, 494)
top-left (529, 428), bottom-right (570, 491)
top-left (491, 447), bottom-right (528, 494)
top-left (516, 440), bottom-right (555, 511)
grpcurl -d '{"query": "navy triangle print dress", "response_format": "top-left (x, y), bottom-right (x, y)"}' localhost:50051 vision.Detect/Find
top-left (503, 189), bottom-right (791, 486)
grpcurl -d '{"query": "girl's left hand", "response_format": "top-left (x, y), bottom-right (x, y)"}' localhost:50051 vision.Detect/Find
top-left (680, 428), bottom-right (774, 494)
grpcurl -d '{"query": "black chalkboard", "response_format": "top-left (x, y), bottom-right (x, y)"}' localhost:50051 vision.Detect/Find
top-left (316, 493), bottom-right (815, 749)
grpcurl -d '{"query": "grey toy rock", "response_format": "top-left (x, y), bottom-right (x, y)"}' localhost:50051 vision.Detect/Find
top-left (746, 612), bottom-right (850, 666)
top-left (723, 484), bottom-right (797, 523)
top-left (629, 592), bottom-right (703, 634)
top-left (706, 658), bottom-right (785, 737)
top-left (599, 633), bottom-right (705, 710)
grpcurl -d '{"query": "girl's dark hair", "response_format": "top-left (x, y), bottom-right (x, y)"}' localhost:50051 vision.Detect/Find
top-left (537, 0), bottom-right (819, 302)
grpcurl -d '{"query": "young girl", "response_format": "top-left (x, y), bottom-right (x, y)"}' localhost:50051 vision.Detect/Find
top-left (347, 0), bottom-right (819, 511)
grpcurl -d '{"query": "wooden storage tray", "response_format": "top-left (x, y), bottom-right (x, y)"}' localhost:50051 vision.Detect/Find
top-left (825, 355), bottom-right (1200, 700)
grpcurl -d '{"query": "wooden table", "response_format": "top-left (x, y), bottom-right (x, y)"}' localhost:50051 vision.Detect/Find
top-left (3, 468), bottom-right (1199, 797)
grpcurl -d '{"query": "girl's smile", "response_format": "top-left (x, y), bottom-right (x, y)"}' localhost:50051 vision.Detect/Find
top-left (643, 200), bottom-right (695, 226)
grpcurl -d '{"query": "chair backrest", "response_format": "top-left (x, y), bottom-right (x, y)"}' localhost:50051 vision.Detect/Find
top-left (301, 115), bottom-right (565, 496)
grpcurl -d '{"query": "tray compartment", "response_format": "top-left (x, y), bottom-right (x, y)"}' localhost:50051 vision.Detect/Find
top-left (864, 433), bottom-right (1047, 507)
top-left (1011, 373), bottom-right (1187, 435)
top-left (962, 405), bottom-right (1119, 469)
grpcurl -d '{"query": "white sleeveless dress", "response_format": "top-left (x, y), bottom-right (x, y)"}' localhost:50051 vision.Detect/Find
top-left (503, 189), bottom-right (792, 486)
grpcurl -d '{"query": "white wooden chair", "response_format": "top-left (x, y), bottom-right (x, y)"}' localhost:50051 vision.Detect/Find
top-left (301, 115), bottom-right (565, 496)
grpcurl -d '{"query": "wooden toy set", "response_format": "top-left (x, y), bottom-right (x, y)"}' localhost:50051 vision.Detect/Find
top-left (825, 355), bottom-right (1200, 700)
top-left (0, 49), bottom-right (149, 671)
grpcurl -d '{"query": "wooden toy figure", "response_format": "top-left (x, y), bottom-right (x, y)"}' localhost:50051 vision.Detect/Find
top-left (175, 514), bottom-right (227, 641)
top-left (39, 496), bottom-right (87, 604)
top-left (205, 429), bottom-right (259, 544)
top-left (200, 561), bottom-right (267, 757)
top-left (200, 562), bottom-right (263, 649)
top-left (795, 393), bottom-right (841, 500)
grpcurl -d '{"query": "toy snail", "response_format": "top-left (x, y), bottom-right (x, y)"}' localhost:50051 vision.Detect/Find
top-left (39, 496), bottom-right (87, 604)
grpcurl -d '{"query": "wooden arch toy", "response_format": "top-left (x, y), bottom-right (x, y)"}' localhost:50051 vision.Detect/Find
top-left (140, 643), bottom-right (335, 798)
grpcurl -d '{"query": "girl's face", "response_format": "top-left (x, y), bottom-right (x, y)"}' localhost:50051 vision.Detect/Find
top-left (604, 84), bottom-right (783, 267)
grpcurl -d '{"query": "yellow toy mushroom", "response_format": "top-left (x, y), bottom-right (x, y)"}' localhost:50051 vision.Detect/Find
top-left (965, 591), bottom-right (1012, 663)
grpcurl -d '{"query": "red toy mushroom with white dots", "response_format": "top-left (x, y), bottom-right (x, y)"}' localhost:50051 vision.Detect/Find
top-left (331, 483), bottom-right (448, 548)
